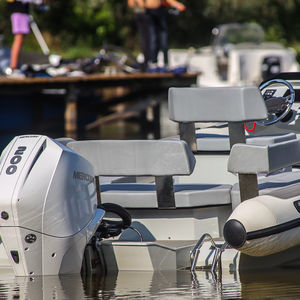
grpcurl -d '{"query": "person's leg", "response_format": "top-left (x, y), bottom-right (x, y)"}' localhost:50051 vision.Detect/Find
top-left (146, 9), bottom-right (158, 65)
top-left (157, 8), bottom-right (169, 66)
top-left (153, 24), bottom-right (160, 64)
top-left (136, 13), bottom-right (151, 70)
top-left (10, 12), bottom-right (30, 70)
top-left (10, 33), bottom-right (24, 69)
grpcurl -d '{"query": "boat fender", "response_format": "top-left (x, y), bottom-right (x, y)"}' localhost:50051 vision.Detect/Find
top-left (97, 203), bottom-right (132, 239)
top-left (223, 219), bottom-right (247, 248)
top-left (223, 195), bottom-right (300, 256)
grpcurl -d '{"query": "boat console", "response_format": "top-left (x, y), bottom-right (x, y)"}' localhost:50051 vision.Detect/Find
top-left (247, 72), bottom-right (300, 136)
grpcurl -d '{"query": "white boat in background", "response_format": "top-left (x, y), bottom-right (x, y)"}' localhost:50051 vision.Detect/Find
top-left (165, 23), bottom-right (299, 87)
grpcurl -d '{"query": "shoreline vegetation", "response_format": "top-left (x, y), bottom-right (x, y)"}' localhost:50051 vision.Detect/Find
top-left (1, 0), bottom-right (300, 61)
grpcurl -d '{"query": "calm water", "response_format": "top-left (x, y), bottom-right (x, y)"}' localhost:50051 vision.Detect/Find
top-left (2, 267), bottom-right (300, 299)
top-left (0, 94), bottom-right (178, 152)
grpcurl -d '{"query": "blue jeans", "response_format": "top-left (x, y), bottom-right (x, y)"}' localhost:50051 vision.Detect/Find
top-left (135, 12), bottom-right (151, 70)
top-left (146, 6), bottom-right (168, 65)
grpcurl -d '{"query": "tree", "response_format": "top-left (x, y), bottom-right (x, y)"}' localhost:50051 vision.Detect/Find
top-left (1, 0), bottom-right (300, 58)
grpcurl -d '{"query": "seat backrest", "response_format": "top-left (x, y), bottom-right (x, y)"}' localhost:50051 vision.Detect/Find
top-left (228, 139), bottom-right (300, 201)
top-left (168, 86), bottom-right (268, 150)
top-left (169, 86), bottom-right (267, 123)
top-left (67, 139), bottom-right (196, 209)
top-left (68, 140), bottom-right (195, 177)
top-left (228, 139), bottom-right (300, 175)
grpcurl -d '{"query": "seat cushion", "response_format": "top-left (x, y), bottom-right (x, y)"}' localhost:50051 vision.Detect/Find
top-left (231, 171), bottom-right (300, 209)
top-left (164, 130), bottom-right (296, 152)
top-left (101, 183), bottom-right (232, 208)
top-left (195, 131), bottom-right (296, 152)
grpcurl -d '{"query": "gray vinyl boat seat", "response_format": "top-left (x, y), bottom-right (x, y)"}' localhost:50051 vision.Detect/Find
top-left (228, 139), bottom-right (300, 209)
top-left (231, 171), bottom-right (300, 209)
top-left (100, 183), bottom-right (231, 208)
top-left (167, 130), bottom-right (297, 152)
top-left (168, 86), bottom-right (300, 209)
top-left (169, 86), bottom-right (298, 151)
top-left (169, 86), bottom-right (267, 123)
top-left (67, 139), bottom-right (232, 209)
top-left (168, 86), bottom-right (269, 150)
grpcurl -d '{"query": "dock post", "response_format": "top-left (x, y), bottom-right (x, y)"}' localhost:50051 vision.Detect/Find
top-left (65, 84), bottom-right (78, 139)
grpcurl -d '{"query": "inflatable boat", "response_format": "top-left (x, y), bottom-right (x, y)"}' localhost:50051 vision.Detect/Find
top-left (224, 194), bottom-right (300, 257)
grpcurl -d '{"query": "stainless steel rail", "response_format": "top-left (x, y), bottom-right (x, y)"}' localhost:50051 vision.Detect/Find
top-left (190, 233), bottom-right (228, 272)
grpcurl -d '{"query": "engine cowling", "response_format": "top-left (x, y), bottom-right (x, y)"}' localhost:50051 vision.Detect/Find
top-left (0, 135), bottom-right (105, 276)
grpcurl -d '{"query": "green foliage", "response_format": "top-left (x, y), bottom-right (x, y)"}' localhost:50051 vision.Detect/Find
top-left (63, 44), bottom-right (98, 59)
top-left (1, 0), bottom-right (300, 58)
top-left (264, 24), bottom-right (287, 45)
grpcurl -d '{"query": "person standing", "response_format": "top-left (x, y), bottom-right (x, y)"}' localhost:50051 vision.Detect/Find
top-left (128, 0), bottom-right (151, 72)
top-left (6, 0), bottom-right (32, 78)
top-left (145, 0), bottom-right (186, 72)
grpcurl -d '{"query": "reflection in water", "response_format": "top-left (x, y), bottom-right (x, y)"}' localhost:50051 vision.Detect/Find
top-left (240, 269), bottom-right (300, 299)
top-left (0, 269), bottom-right (86, 300)
top-left (2, 267), bottom-right (300, 299)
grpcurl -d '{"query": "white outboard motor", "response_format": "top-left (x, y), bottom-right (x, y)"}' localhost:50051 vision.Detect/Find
top-left (0, 135), bottom-right (105, 276)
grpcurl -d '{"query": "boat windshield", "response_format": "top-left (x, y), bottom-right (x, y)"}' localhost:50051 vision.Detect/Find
top-left (212, 23), bottom-right (265, 47)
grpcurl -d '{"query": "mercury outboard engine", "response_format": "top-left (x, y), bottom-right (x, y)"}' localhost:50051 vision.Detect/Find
top-left (0, 135), bottom-right (106, 276)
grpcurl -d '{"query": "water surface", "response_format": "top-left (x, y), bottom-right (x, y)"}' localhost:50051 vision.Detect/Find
top-left (1, 268), bottom-right (300, 299)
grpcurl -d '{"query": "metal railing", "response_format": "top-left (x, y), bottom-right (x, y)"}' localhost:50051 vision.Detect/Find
top-left (190, 233), bottom-right (228, 273)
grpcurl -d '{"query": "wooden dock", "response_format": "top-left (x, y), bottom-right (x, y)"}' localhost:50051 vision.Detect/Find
top-left (0, 72), bottom-right (198, 138)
